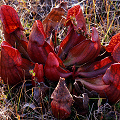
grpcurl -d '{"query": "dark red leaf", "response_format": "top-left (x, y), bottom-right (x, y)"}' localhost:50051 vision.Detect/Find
top-left (28, 38), bottom-right (63, 65)
top-left (4, 28), bottom-right (30, 60)
top-left (51, 77), bottom-right (73, 119)
top-left (3, 28), bottom-right (28, 47)
top-left (106, 33), bottom-right (120, 53)
top-left (77, 63), bottom-right (120, 104)
top-left (76, 56), bottom-right (115, 78)
top-left (78, 56), bottom-right (114, 72)
top-left (28, 20), bottom-right (64, 66)
top-left (44, 52), bottom-right (72, 81)
top-left (28, 41), bottom-right (48, 64)
top-left (29, 20), bottom-right (46, 46)
top-left (0, 5), bottom-right (30, 60)
top-left (63, 27), bottom-right (101, 66)
top-left (0, 5), bottom-right (24, 34)
top-left (1, 41), bottom-right (23, 85)
top-left (27, 20), bottom-right (49, 64)
top-left (65, 5), bottom-right (86, 33)
top-left (44, 42), bottom-right (65, 67)
top-left (42, 2), bottom-right (67, 38)
top-left (103, 63), bottom-right (120, 90)
top-left (112, 42), bottom-right (120, 62)
top-left (32, 63), bottom-right (44, 86)
top-left (58, 25), bottom-right (86, 59)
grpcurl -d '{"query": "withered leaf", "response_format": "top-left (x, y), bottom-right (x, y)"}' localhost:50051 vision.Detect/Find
top-left (33, 82), bottom-right (49, 106)
top-left (43, 2), bottom-right (67, 38)
top-left (51, 77), bottom-right (73, 119)
top-left (73, 93), bottom-right (89, 115)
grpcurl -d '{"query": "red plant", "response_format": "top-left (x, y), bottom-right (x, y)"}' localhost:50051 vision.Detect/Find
top-left (27, 20), bottom-right (49, 64)
top-left (31, 63), bottom-right (44, 86)
top-left (0, 3), bottom-right (120, 119)
top-left (106, 33), bottom-right (120, 53)
top-left (65, 5), bottom-right (86, 33)
top-left (1, 41), bottom-right (24, 85)
top-left (63, 27), bottom-right (101, 66)
top-left (51, 77), bottom-right (73, 119)
top-left (76, 63), bottom-right (120, 104)
top-left (0, 5), bottom-right (28, 59)
top-left (44, 52), bottom-right (72, 81)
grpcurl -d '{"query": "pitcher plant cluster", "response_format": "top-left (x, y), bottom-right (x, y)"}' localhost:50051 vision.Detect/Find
top-left (0, 2), bottom-right (120, 119)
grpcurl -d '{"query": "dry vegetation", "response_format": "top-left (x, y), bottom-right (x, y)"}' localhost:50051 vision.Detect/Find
top-left (0, 0), bottom-right (120, 120)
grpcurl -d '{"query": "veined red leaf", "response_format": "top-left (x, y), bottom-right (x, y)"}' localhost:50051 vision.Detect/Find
top-left (3, 28), bottom-right (28, 47)
top-left (63, 27), bottom-right (101, 66)
top-left (65, 5), bottom-right (86, 33)
top-left (51, 77), bottom-right (73, 119)
top-left (76, 56), bottom-right (115, 78)
top-left (32, 63), bottom-right (44, 86)
top-left (28, 38), bottom-right (64, 65)
top-left (0, 5), bottom-right (24, 34)
top-left (106, 33), bottom-right (120, 53)
top-left (112, 42), bottom-right (120, 62)
top-left (58, 25), bottom-right (86, 59)
top-left (28, 20), bottom-right (64, 66)
top-left (76, 74), bottom-right (120, 104)
top-left (3, 28), bottom-right (30, 60)
top-left (78, 56), bottom-right (114, 72)
top-left (43, 2), bottom-right (67, 38)
top-left (44, 52), bottom-right (72, 81)
top-left (1, 41), bottom-right (23, 85)
top-left (65, 5), bottom-right (80, 26)
top-left (29, 20), bottom-right (46, 46)
top-left (44, 42), bottom-right (65, 67)
top-left (0, 5), bottom-right (30, 60)
top-left (28, 41), bottom-right (48, 64)
top-left (103, 63), bottom-right (120, 90)
top-left (76, 65), bottom-right (111, 78)
top-left (27, 20), bottom-right (48, 64)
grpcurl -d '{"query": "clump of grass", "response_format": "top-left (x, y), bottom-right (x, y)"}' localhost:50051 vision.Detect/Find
top-left (83, 0), bottom-right (120, 45)
top-left (0, 80), bottom-right (14, 120)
